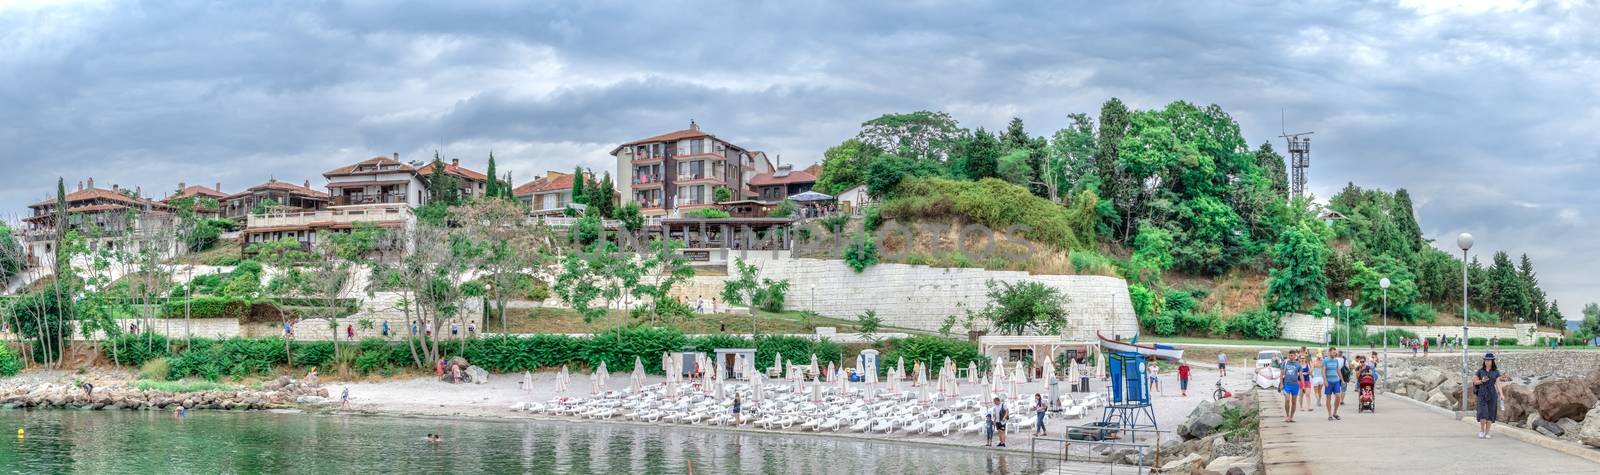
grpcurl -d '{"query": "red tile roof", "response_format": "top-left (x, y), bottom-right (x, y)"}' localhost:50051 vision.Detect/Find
top-left (225, 179), bottom-right (330, 200)
top-left (30, 187), bottom-right (155, 208)
top-left (748, 169), bottom-right (817, 187)
top-left (802, 163), bottom-right (822, 177)
top-left (417, 160), bottom-right (489, 182)
top-left (513, 171), bottom-right (579, 196)
top-left (168, 185), bottom-right (228, 201)
top-left (323, 156), bottom-right (417, 177)
top-left (610, 124), bottom-right (747, 155)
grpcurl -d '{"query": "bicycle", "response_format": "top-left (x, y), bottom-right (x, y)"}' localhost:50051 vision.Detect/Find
top-left (1212, 380), bottom-right (1232, 401)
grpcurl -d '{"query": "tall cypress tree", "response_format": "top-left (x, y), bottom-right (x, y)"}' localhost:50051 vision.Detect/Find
top-left (570, 166), bottom-right (587, 204)
top-left (1393, 188), bottom-right (1423, 254)
top-left (485, 152), bottom-right (499, 199)
top-left (53, 177), bottom-right (67, 278)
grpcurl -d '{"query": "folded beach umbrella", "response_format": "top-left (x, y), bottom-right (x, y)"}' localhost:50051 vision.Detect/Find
top-left (1011, 361), bottom-right (1027, 398)
top-left (825, 362), bottom-right (836, 384)
top-left (967, 361), bottom-right (979, 385)
top-left (598, 361), bottom-right (610, 389)
top-left (772, 352), bottom-right (783, 376)
top-left (896, 356), bottom-right (906, 382)
top-left (1042, 354), bottom-right (1055, 385)
top-left (557, 365), bottom-right (570, 394)
top-left (590, 372), bottom-right (600, 395)
top-left (631, 356), bottom-right (645, 394)
top-left (1067, 357), bottom-right (1081, 392)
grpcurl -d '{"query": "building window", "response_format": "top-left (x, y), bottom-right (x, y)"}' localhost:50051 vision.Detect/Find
top-left (691, 139), bottom-right (704, 155)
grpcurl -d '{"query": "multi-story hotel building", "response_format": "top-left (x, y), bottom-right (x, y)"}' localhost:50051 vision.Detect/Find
top-left (612, 121), bottom-right (773, 217)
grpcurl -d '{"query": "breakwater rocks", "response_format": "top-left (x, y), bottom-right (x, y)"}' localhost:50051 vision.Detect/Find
top-left (0, 376), bottom-right (326, 412)
top-left (1388, 352), bottom-right (1600, 450)
top-left (1097, 394), bottom-right (1262, 474)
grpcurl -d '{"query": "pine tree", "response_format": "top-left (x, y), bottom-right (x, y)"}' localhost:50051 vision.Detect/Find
top-left (1255, 142), bottom-right (1289, 199)
top-left (1393, 189), bottom-right (1423, 254)
top-left (485, 153), bottom-right (499, 198)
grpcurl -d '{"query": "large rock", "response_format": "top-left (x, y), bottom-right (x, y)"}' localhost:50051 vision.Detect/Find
top-left (1415, 367), bottom-right (1447, 389)
top-left (1579, 406), bottom-right (1600, 448)
top-left (1178, 402), bottom-right (1225, 440)
top-left (1500, 383), bottom-right (1535, 424)
top-left (1425, 389), bottom-right (1452, 409)
top-left (1585, 367), bottom-right (1600, 401)
top-left (1534, 418), bottom-right (1565, 437)
top-left (1533, 379), bottom-right (1597, 422)
top-left (1156, 453), bottom-right (1204, 474)
top-left (467, 365), bottom-right (490, 384)
top-left (1558, 418), bottom-right (1580, 435)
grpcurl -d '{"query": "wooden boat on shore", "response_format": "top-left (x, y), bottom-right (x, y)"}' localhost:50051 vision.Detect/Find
top-left (1096, 331), bottom-right (1184, 361)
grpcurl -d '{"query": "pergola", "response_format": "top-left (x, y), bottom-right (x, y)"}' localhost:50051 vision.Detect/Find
top-left (657, 217), bottom-right (797, 252)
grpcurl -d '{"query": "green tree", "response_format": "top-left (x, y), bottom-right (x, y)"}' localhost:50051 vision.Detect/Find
top-left (1349, 255), bottom-right (1423, 321)
top-left (1267, 216), bottom-right (1332, 314)
top-left (813, 138), bottom-right (879, 196)
top-left (1582, 303), bottom-right (1600, 336)
top-left (615, 202), bottom-right (645, 233)
top-left (954, 128), bottom-right (1001, 180)
top-left (1045, 113), bottom-right (1098, 203)
top-left (979, 279), bottom-right (1070, 335)
top-left (1096, 98), bottom-right (1133, 240)
top-left (864, 154), bottom-right (943, 199)
top-left (721, 258), bottom-right (791, 317)
top-left (996, 149), bottom-right (1033, 186)
top-left (1255, 142), bottom-right (1289, 199)
top-left (856, 111), bottom-right (965, 161)
top-left (713, 186), bottom-right (734, 203)
top-left (1488, 251), bottom-right (1526, 321)
top-left (0, 222), bottom-right (25, 281)
top-left (1129, 226), bottom-right (1174, 286)
top-left (1392, 189), bottom-right (1423, 254)
top-left (570, 166), bottom-right (586, 204)
top-left (485, 153), bottom-right (499, 198)
top-left (584, 172), bottom-right (616, 218)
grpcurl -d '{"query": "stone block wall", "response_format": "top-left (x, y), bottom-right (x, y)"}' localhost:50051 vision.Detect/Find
top-left (1363, 323), bottom-right (1561, 345)
top-left (1278, 313), bottom-right (1335, 344)
top-left (733, 256), bottom-right (1139, 340)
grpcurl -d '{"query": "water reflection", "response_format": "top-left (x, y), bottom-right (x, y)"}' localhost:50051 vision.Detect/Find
top-left (2, 410), bottom-right (1059, 474)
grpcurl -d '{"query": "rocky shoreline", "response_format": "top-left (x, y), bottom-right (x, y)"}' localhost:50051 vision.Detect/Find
top-left (1386, 352), bottom-right (1600, 450)
top-left (0, 375), bottom-right (326, 412)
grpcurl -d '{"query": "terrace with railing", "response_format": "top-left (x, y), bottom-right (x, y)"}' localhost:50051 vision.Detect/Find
top-left (246, 204), bottom-right (411, 229)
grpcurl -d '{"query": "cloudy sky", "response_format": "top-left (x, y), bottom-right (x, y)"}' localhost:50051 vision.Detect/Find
top-left (2, 0), bottom-right (1596, 318)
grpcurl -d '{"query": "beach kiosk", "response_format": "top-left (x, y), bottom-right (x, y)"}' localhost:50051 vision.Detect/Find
top-left (856, 349), bottom-right (880, 382)
top-left (714, 348), bottom-right (757, 380)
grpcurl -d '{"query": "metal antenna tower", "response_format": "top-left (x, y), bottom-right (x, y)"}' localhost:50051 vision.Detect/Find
top-left (1280, 111), bottom-right (1314, 199)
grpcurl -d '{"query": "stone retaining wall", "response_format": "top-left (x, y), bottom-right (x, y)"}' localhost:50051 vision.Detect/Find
top-left (1391, 350), bottom-right (1600, 382)
top-left (1278, 313), bottom-right (1335, 343)
top-left (733, 255), bottom-right (1139, 340)
top-left (1365, 323), bottom-right (1560, 345)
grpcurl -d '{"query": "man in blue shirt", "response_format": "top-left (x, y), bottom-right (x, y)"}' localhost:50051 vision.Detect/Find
top-left (1280, 350), bottom-right (1302, 422)
top-left (1323, 348), bottom-right (1344, 421)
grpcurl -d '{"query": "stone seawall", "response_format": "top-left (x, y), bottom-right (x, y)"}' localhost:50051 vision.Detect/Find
top-left (1364, 323), bottom-right (1560, 345)
top-left (734, 255), bottom-right (1139, 340)
top-left (1278, 313), bottom-right (1335, 343)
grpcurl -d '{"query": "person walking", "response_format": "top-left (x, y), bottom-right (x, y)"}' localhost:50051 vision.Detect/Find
top-left (340, 387), bottom-right (351, 409)
top-left (1281, 350), bottom-right (1301, 422)
top-left (1323, 348), bottom-right (1344, 421)
top-left (1177, 361), bottom-right (1191, 397)
top-left (1217, 352), bottom-right (1228, 377)
top-left (1033, 393), bottom-right (1048, 436)
top-left (984, 412), bottom-right (996, 447)
top-left (1077, 358), bottom-right (1091, 393)
top-left (381, 320), bottom-right (390, 337)
top-left (1423, 337), bottom-right (1430, 355)
top-left (1335, 348), bottom-right (1351, 406)
top-left (1310, 352), bottom-right (1325, 407)
top-left (1475, 353), bottom-right (1503, 439)
top-left (1298, 352), bottom-right (1313, 411)
top-left (1147, 360), bottom-right (1162, 395)
top-left (991, 397), bottom-right (1009, 447)
top-left (346, 323), bottom-right (355, 340)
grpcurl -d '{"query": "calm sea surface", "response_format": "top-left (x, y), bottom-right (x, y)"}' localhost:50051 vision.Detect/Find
top-left (0, 410), bottom-right (1060, 474)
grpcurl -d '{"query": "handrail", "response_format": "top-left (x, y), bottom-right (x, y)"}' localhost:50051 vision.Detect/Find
top-left (1030, 424), bottom-right (1174, 474)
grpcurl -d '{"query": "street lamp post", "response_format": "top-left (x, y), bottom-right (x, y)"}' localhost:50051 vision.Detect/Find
top-left (1324, 307), bottom-right (1332, 345)
top-left (1458, 233), bottom-right (1474, 418)
top-left (1342, 299), bottom-right (1352, 348)
top-left (1380, 277), bottom-right (1391, 387)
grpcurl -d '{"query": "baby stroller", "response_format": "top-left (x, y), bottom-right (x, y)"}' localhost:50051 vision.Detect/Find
top-left (1357, 371), bottom-right (1376, 413)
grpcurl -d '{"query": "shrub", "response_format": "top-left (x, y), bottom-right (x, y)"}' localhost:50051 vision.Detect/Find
top-left (843, 233), bottom-right (879, 273)
top-left (1069, 250), bottom-right (1118, 276)
top-left (1467, 337), bottom-right (1488, 347)
top-left (105, 333), bottom-right (170, 366)
top-left (1496, 337), bottom-right (1519, 346)
top-left (881, 177), bottom-right (1092, 250)
top-left (132, 380), bottom-right (233, 393)
top-left (293, 342), bottom-right (335, 370)
top-left (0, 345), bottom-right (22, 376)
top-left (139, 358), bottom-right (171, 381)
top-left (580, 326), bottom-right (688, 375)
top-left (819, 213), bottom-right (850, 234)
top-left (210, 254), bottom-right (243, 266)
top-left (1227, 308), bottom-right (1282, 340)
top-left (769, 199), bottom-right (796, 217)
top-left (863, 206), bottom-right (882, 233)
top-left (1128, 285), bottom-right (1155, 318)
top-left (684, 209), bottom-right (730, 219)
top-left (161, 296), bottom-right (249, 319)
top-left (1466, 308), bottom-right (1500, 323)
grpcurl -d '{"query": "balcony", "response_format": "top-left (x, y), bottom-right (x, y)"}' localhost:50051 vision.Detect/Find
top-left (632, 175), bottom-right (665, 187)
top-left (675, 174), bottom-right (725, 185)
top-left (246, 205), bottom-right (412, 229)
top-left (631, 153), bottom-right (665, 164)
top-left (331, 193), bottom-right (407, 206)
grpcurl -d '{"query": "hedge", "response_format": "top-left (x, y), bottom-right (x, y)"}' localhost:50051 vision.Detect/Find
top-left (160, 296), bottom-right (249, 319)
top-left (92, 330), bottom-right (970, 382)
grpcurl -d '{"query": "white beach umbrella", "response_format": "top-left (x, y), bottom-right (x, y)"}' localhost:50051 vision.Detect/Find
top-left (1068, 356), bottom-right (1081, 392)
top-left (631, 356), bottom-right (645, 394)
top-left (589, 372), bottom-right (600, 395)
top-left (771, 352), bottom-right (784, 376)
top-left (557, 365), bottom-right (570, 394)
top-left (713, 361), bottom-right (725, 400)
top-left (1011, 361), bottom-right (1027, 398)
top-left (810, 353), bottom-right (819, 375)
top-left (967, 361), bottom-right (979, 385)
top-left (598, 361), bottom-right (610, 389)
top-left (826, 362), bottom-right (836, 384)
top-left (916, 361), bottom-right (927, 388)
top-left (896, 357), bottom-right (906, 382)
top-left (1042, 353), bottom-right (1055, 385)
top-left (523, 371), bottom-right (534, 393)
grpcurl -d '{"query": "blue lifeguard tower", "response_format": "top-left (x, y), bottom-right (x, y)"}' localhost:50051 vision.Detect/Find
top-left (1101, 351), bottom-right (1158, 433)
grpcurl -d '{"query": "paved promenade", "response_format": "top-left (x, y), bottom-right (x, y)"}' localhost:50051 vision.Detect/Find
top-left (1259, 390), bottom-right (1598, 474)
